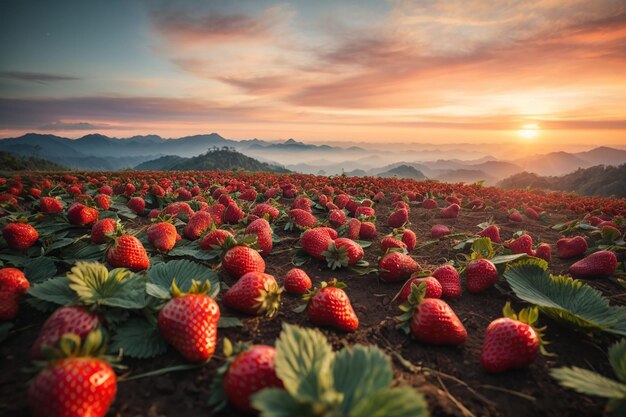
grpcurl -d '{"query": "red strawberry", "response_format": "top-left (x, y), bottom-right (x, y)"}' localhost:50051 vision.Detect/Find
top-left (400, 229), bottom-right (416, 251)
top-left (39, 196), bottom-right (63, 214)
top-left (2, 222), bottom-right (39, 250)
top-left (147, 222), bottom-right (179, 252)
top-left (478, 224), bottom-right (501, 243)
top-left (300, 228), bottom-right (334, 260)
top-left (431, 224), bottom-right (450, 238)
top-left (432, 264), bottom-right (462, 299)
top-left (239, 188), bottom-right (257, 202)
top-left (397, 276), bottom-right (441, 303)
top-left (378, 251), bottom-right (419, 282)
top-left (505, 234), bottom-right (534, 255)
top-left (283, 268), bottom-right (312, 294)
top-left (328, 209), bottom-right (346, 227)
top-left (292, 197), bottom-right (312, 212)
top-left (0, 268), bottom-right (30, 320)
top-left (556, 236), bottom-right (587, 259)
top-left (323, 238), bottom-right (363, 269)
top-left (355, 206), bottom-right (375, 218)
top-left (524, 207), bottom-right (539, 220)
top-left (359, 221), bottom-right (377, 240)
top-left (91, 218), bottom-right (118, 244)
top-left (222, 245), bottom-right (265, 279)
top-left (67, 203), bottom-right (99, 225)
top-left (95, 194), bottom-right (110, 210)
top-left (128, 196), bottom-right (145, 215)
top-left (183, 211), bottom-right (213, 240)
top-left (303, 279), bottom-right (359, 332)
top-left (224, 345), bottom-right (284, 413)
top-left (207, 203), bottom-right (226, 225)
top-left (106, 234), bottom-right (150, 271)
top-left (569, 250), bottom-right (617, 279)
top-left (28, 334), bottom-right (117, 417)
top-left (333, 194), bottom-right (350, 208)
top-left (399, 282), bottom-right (467, 345)
top-left (288, 208), bottom-right (317, 229)
top-left (465, 258), bottom-right (498, 293)
top-left (245, 218), bottom-right (273, 256)
top-left (158, 280), bottom-right (220, 362)
top-left (534, 243), bottom-right (552, 262)
top-left (481, 303), bottom-right (546, 373)
top-left (252, 203), bottom-right (279, 222)
top-left (31, 306), bottom-right (101, 359)
top-left (508, 210), bottom-right (523, 222)
top-left (422, 198), bottom-right (438, 209)
top-left (345, 218), bottom-right (361, 239)
top-left (223, 202), bottom-right (244, 224)
top-left (388, 208), bottom-right (408, 228)
top-left (381, 236), bottom-right (407, 252)
top-left (223, 272), bottom-right (282, 317)
top-left (200, 229), bottom-right (233, 251)
top-left (440, 203), bottom-right (460, 219)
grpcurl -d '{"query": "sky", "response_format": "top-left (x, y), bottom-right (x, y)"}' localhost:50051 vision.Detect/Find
top-left (1, 0), bottom-right (626, 147)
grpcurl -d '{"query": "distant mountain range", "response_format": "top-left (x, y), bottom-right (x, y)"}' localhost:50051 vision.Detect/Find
top-left (0, 151), bottom-right (67, 172)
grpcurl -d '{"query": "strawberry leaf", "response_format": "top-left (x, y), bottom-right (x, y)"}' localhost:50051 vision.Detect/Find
top-left (471, 237), bottom-right (494, 259)
top-left (0, 322), bottom-right (13, 344)
top-left (348, 386), bottom-right (428, 417)
top-left (550, 367), bottom-right (626, 399)
top-left (27, 276), bottom-right (76, 306)
top-left (218, 316), bottom-right (243, 328)
top-left (24, 256), bottom-right (57, 283)
top-left (147, 259), bottom-right (219, 299)
top-left (609, 339), bottom-right (626, 383)
top-left (109, 317), bottom-right (167, 359)
top-left (251, 388), bottom-right (304, 417)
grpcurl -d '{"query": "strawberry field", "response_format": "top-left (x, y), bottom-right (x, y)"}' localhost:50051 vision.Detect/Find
top-left (1, 171), bottom-right (625, 417)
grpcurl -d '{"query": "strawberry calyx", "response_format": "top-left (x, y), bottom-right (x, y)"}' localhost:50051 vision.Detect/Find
top-left (35, 329), bottom-right (123, 370)
top-left (170, 278), bottom-right (212, 298)
top-left (321, 242), bottom-right (349, 270)
top-left (396, 281), bottom-right (427, 334)
top-left (220, 234), bottom-right (259, 253)
top-left (410, 269), bottom-right (434, 279)
top-left (501, 301), bottom-right (553, 356)
top-left (252, 278), bottom-right (283, 318)
top-left (294, 278), bottom-right (346, 313)
top-left (66, 261), bottom-right (133, 309)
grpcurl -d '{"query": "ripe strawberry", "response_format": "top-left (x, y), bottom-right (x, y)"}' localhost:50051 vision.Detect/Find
top-left (288, 208), bottom-right (317, 229)
top-left (323, 238), bottom-right (363, 269)
top-left (400, 229), bottom-right (416, 250)
top-left (39, 196), bottom-right (63, 214)
top-left (481, 303), bottom-right (546, 373)
top-left (283, 268), bottom-right (312, 294)
top-left (432, 264), bottom-right (462, 299)
top-left (359, 221), bottom-right (377, 240)
top-left (524, 207), bottom-right (539, 220)
top-left (478, 224), bottom-right (501, 243)
top-left (2, 222), bottom-right (39, 250)
top-left (534, 243), bottom-right (552, 262)
top-left (334, 194), bottom-right (350, 209)
top-left (128, 196), bottom-right (145, 215)
top-left (345, 218), bottom-right (361, 239)
top-left (147, 222), bottom-right (179, 252)
top-left (67, 203), bottom-right (99, 226)
top-left (223, 272), bottom-right (282, 317)
top-left (508, 210), bottom-right (523, 222)
top-left (355, 206), bottom-right (375, 218)
top-left (252, 203), bottom-right (279, 222)
top-left (381, 236), bottom-right (407, 252)
top-left (422, 198), bottom-right (438, 209)
top-left (328, 209), bottom-right (346, 227)
top-left (465, 258), bottom-right (498, 293)
top-left (183, 211), bottom-right (213, 240)
top-left (300, 227), bottom-right (334, 260)
top-left (440, 203), bottom-right (460, 219)
top-left (292, 197), bottom-right (312, 212)
top-left (95, 194), bottom-right (110, 210)
top-left (91, 218), bottom-right (118, 244)
top-left (397, 276), bottom-right (442, 303)
top-left (0, 268), bottom-right (30, 320)
top-left (245, 218), bottom-right (273, 256)
top-left (431, 224), bottom-right (450, 238)
top-left (569, 250), bottom-right (617, 279)
top-left (303, 279), bottom-right (359, 332)
top-left (388, 208), bottom-right (408, 228)
top-left (378, 251), bottom-right (419, 282)
top-left (222, 245), bottom-right (266, 279)
top-left (398, 282), bottom-right (467, 345)
top-left (106, 234), bottom-right (150, 271)
top-left (239, 188), bottom-right (257, 202)
top-left (31, 306), bottom-right (101, 359)
top-left (224, 345), bottom-right (284, 413)
top-left (505, 234), bottom-right (534, 256)
top-left (556, 236), bottom-right (587, 259)
top-left (224, 202), bottom-right (244, 224)
top-left (200, 229), bottom-right (233, 251)
top-left (158, 280), bottom-right (220, 362)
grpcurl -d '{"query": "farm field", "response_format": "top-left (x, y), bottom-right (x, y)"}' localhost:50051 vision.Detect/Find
top-left (0, 171), bottom-right (624, 417)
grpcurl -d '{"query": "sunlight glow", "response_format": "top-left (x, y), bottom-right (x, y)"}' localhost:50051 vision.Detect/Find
top-left (518, 123), bottom-right (540, 140)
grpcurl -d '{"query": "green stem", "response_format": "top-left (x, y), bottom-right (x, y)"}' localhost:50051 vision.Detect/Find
top-left (119, 362), bottom-right (205, 382)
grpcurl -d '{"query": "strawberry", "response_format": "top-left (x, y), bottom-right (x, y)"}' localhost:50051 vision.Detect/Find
top-left (481, 302), bottom-right (547, 373)
top-left (534, 243), bottom-right (552, 262)
top-left (200, 229), bottom-right (233, 251)
top-left (223, 202), bottom-right (244, 224)
top-left (158, 280), bottom-right (220, 362)
top-left (292, 197), bottom-right (312, 212)
top-left (95, 194), bottom-right (111, 210)
top-left (252, 203), bottom-right (279, 222)
top-left (288, 208), bottom-right (317, 229)
top-left (397, 276), bottom-right (441, 303)
top-left (328, 209), bottom-right (346, 227)
top-left (381, 236), bottom-right (407, 252)
top-left (283, 268), bottom-right (312, 294)
top-left (524, 207), bottom-right (539, 220)
top-left (224, 345), bottom-right (284, 413)
top-left (2, 222), bottom-right (38, 250)
top-left (431, 224), bottom-right (450, 238)
top-left (440, 203), bottom-right (460, 219)
top-left (39, 196), bottom-right (63, 214)
top-left (355, 206), bottom-right (375, 218)
top-left (106, 234), bottom-right (150, 271)
top-left (0, 268), bottom-right (30, 320)
top-left (388, 208), bottom-right (408, 228)
top-left (222, 245), bottom-right (265, 279)
top-left (334, 194), bottom-right (350, 208)
top-left (345, 218), bottom-right (361, 239)
top-left (378, 251), bottom-right (419, 282)
top-left (31, 306), bottom-right (101, 359)
top-left (245, 218), bottom-right (273, 256)
top-left (465, 258), bottom-right (498, 293)
top-left (28, 332), bottom-right (117, 417)
top-left (222, 272), bottom-right (282, 317)
top-left (147, 222), bottom-right (180, 252)
top-left (302, 279), bottom-right (359, 332)
top-left (508, 210), bottom-right (523, 222)
top-left (478, 224), bottom-right (501, 243)
top-left (400, 229), bottom-right (416, 250)
top-left (432, 264), bottom-right (462, 299)
top-left (359, 221), bottom-right (377, 240)
top-left (569, 250), bottom-right (617, 279)
top-left (556, 236), bottom-right (587, 259)
top-left (67, 203), bottom-right (99, 226)
top-left (127, 196), bottom-right (145, 215)
top-left (300, 227), bottom-right (334, 260)
top-left (398, 282), bottom-right (467, 345)
top-left (505, 233), bottom-right (534, 255)
top-left (91, 218), bottom-right (118, 244)
top-left (207, 203), bottom-right (226, 225)
top-left (322, 238), bottom-right (363, 269)
top-left (239, 188), bottom-right (257, 202)
top-left (183, 211), bottom-right (213, 240)
top-left (422, 198), bottom-right (438, 209)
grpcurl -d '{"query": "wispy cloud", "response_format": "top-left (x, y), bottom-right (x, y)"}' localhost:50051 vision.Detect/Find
top-left (38, 121), bottom-right (113, 131)
top-left (0, 71), bottom-right (80, 84)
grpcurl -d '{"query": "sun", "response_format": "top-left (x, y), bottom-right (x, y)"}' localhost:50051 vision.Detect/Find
top-left (517, 123), bottom-right (540, 140)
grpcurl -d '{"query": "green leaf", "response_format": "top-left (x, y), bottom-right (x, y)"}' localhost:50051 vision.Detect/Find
top-left (63, 241), bottom-right (108, 263)
top-left (491, 253), bottom-right (528, 266)
top-left (349, 386), bottom-right (429, 417)
top-left (0, 322), bottom-right (13, 344)
top-left (609, 339), bottom-right (626, 383)
top-left (146, 259), bottom-right (219, 298)
top-left (355, 240), bottom-right (372, 248)
top-left (603, 227), bottom-right (621, 242)
top-left (167, 241), bottom-right (219, 261)
top-left (24, 256), bottom-right (57, 283)
top-left (275, 323), bottom-right (334, 401)
top-left (471, 237), bottom-right (494, 259)
top-left (28, 276), bottom-right (76, 306)
top-left (551, 367), bottom-right (626, 399)
top-left (44, 237), bottom-right (75, 253)
top-left (0, 253), bottom-right (28, 267)
top-left (109, 317), bottom-right (167, 359)
top-left (252, 388), bottom-right (305, 417)
top-left (218, 316), bottom-right (243, 328)
top-left (333, 345), bottom-right (393, 413)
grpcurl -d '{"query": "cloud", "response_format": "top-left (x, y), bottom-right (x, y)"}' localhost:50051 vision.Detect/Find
top-left (0, 71), bottom-right (80, 84)
top-left (37, 121), bottom-right (113, 131)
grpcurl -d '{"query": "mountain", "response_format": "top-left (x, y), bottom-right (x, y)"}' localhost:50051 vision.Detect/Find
top-left (497, 164), bottom-right (626, 197)
top-left (377, 165), bottom-right (426, 180)
top-left (0, 151), bottom-right (67, 171)
top-left (573, 146), bottom-right (626, 166)
top-left (135, 148), bottom-right (291, 173)
top-left (435, 169), bottom-right (496, 184)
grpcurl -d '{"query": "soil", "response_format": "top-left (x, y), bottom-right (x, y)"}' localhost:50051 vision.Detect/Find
top-left (0, 199), bottom-right (622, 417)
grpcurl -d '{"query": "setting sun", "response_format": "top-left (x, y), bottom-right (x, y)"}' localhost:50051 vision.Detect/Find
top-left (518, 124), bottom-right (540, 140)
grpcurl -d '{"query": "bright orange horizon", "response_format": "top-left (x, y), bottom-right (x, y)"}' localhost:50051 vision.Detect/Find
top-left (1, 1), bottom-right (625, 148)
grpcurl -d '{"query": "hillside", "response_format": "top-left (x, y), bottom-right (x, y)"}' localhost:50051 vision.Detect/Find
top-left (497, 164), bottom-right (626, 197)
top-left (435, 169), bottom-right (496, 184)
top-left (0, 151), bottom-right (67, 171)
top-left (135, 148), bottom-right (291, 173)
top-left (376, 164), bottom-right (426, 180)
